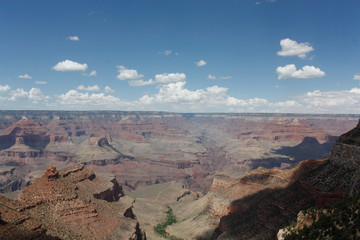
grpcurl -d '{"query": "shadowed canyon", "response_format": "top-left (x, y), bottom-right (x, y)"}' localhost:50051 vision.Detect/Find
top-left (0, 111), bottom-right (360, 239)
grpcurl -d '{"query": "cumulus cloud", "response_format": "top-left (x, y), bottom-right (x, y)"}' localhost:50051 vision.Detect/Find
top-left (294, 88), bottom-right (360, 113)
top-left (35, 81), bottom-right (47, 85)
top-left (58, 90), bottom-right (125, 109)
top-left (220, 76), bottom-right (232, 80)
top-left (52, 60), bottom-right (88, 72)
top-left (353, 73), bottom-right (360, 80)
top-left (68, 36), bottom-right (79, 41)
top-left (128, 79), bottom-right (155, 87)
top-left (135, 79), bottom-right (312, 113)
top-left (6, 87), bottom-right (49, 103)
top-left (77, 85), bottom-right (100, 91)
top-left (195, 60), bottom-right (207, 67)
top-left (116, 66), bottom-right (144, 80)
top-left (139, 82), bottom-right (233, 106)
top-left (28, 88), bottom-right (49, 103)
top-left (104, 86), bottom-right (115, 93)
top-left (154, 73), bottom-right (186, 84)
top-left (277, 38), bottom-right (314, 59)
top-left (18, 74), bottom-right (32, 79)
top-left (0, 85), bottom-right (11, 92)
top-left (8, 89), bottom-right (28, 101)
top-left (206, 85), bottom-right (228, 94)
top-left (276, 64), bottom-right (325, 80)
top-left (138, 81), bottom-right (275, 112)
top-left (139, 82), bottom-right (205, 104)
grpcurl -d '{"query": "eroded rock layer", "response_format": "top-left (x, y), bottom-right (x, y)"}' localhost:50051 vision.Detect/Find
top-left (0, 111), bottom-right (358, 196)
top-left (208, 120), bottom-right (360, 240)
top-left (0, 165), bottom-right (146, 240)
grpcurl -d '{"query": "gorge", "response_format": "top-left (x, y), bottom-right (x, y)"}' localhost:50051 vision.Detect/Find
top-left (0, 111), bottom-right (359, 239)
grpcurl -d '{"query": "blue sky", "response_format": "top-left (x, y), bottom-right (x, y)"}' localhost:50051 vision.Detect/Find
top-left (1, 0), bottom-right (360, 113)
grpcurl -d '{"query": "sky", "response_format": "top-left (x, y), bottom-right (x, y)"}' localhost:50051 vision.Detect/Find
top-left (1, 0), bottom-right (360, 113)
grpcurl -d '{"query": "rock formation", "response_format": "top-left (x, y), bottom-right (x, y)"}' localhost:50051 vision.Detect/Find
top-left (208, 120), bottom-right (360, 239)
top-left (0, 111), bottom-right (358, 196)
top-left (0, 112), bottom-right (359, 239)
top-left (0, 164), bottom-right (146, 240)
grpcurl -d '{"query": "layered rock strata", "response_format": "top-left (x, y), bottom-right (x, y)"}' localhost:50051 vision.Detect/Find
top-left (0, 165), bottom-right (146, 240)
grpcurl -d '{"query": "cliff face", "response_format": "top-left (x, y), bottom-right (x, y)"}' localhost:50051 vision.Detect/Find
top-left (210, 120), bottom-right (360, 240)
top-left (0, 164), bottom-right (146, 240)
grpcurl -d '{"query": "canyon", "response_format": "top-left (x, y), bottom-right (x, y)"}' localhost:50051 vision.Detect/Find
top-left (0, 111), bottom-right (360, 239)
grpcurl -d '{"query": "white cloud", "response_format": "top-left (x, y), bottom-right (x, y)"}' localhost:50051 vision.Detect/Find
top-left (35, 81), bottom-right (47, 85)
top-left (139, 82), bottom-right (204, 104)
top-left (208, 74), bottom-right (216, 80)
top-left (77, 85), bottom-right (100, 91)
top-left (160, 50), bottom-right (172, 56)
top-left (58, 90), bottom-right (125, 109)
top-left (349, 88), bottom-right (360, 94)
top-left (28, 88), bottom-right (49, 103)
top-left (353, 73), bottom-right (360, 80)
top-left (8, 89), bottom-right (28, 101)
top-left (206, 85), bottom-right (228, 94)
top-left (18, 74), bottom-right (32, 79)
top-left (277, 38), bottom-right (314, 59)
top-left (195, 60), bottom-right (207, 67)
top-left (68, 36), bottom-right (79, 41)
top-left (53, 86), bottom-right (360, 113)
top-left (207, 74), bottom-right (232, 80)
top-left (104, 86), bottom-right (115, 93)
top-left (154, 73), bottom-right (186, 84)
top-left (138, 81), bottom-right (274, 112)
top-left (116, 66), bottom-right (144, 80)
top-left (276, 64), bottom-right (325, 80)
top-left (128, 79), bottom-right (155, 87)
top-left (0, 85), bottom-right (11, 92)
top-left (89, 70), bottom-right (97, 76)
top-left (52, 60), bottom-right (88, 72)
top-left (82, 70), bottom-right (97, 77)
top-left (293, 88), bottom-right (360, 113)
top-left (6, 87), bottom-right (49, 103)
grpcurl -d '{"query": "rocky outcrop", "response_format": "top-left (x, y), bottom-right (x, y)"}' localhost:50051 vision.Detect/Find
top-left (1, 165), bottom-right (147, 240)
top-left (0, 195), bottom-right (59, 240)
top-left (278, 195), bottom-right (360, 240)
top-left (93, 177), bottom-right (124, 202)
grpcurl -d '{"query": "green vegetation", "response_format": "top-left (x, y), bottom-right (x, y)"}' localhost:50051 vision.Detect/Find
top-left (154, 206), bottom-right (181, 239)
top-left (284, 195), bottom-right (360, 240)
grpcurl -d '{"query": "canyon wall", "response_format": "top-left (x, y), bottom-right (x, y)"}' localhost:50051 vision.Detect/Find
top-left (0, 111), bottom-right (358, 197)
